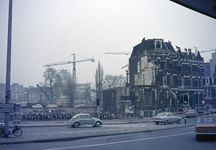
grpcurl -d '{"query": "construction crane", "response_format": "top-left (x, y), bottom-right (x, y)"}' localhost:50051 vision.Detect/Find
top-left (37, 84), bottom-right (50, 101)
top-left (200, 49), bottom-right (216, 53)
top-left (43, 53), bottom-right (95, 83)
top-left (105, 52), bottom-right (131, 55)
top-left (105, 52), bottom-right (131, 69)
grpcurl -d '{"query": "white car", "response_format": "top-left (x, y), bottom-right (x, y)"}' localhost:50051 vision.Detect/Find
top-left (31, 104), bottom-right (43, 109)
top-left (46, 104), bottom-right (58, 109)
top-left (184, 109), bottom-right (197, 117)
top-left (152, 112), bottom-right (182, 125)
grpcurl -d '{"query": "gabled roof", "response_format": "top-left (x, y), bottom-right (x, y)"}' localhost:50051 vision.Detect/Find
top-left (195, 51), bottom-right (204, 61)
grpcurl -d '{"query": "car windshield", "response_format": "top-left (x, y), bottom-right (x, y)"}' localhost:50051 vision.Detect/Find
top-left (157, 113), bottom-right (166, 116)
top-left (197, 117), bottom-right (216, 124)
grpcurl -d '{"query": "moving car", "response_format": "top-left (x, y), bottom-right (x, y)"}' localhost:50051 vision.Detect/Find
top-left (31, 104), bottom-right (43, 109)
top-left (195, 115), bottom-right (216, 141)
top-left (152, 112), bottom-right (182, 125)
top-left (46, 104), bottom-right (58, 109)
top-left (68, 113), bottom-right (102, 128)
top-left (184, 109), bottom-right (196, 117)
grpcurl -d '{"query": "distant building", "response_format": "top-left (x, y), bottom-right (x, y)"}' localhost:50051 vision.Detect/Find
top-left (204, 63), bottom-right (210, 76)
top-left (57, 69), bottom-right (71, 82)
top-left (103, 86), bottom-right (130, 114)
top-left (203, 50), bottom-right (216, 109)
top-left (210, 51), bottom-right (216, 76)
top-left (10, 83), bottom-right (24, 103)
top-left (75, 83), bottom-right (92, 105)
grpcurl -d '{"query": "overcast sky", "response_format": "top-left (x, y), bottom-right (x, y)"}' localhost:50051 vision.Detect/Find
top-left (0, 0), bottom-right (216, 87)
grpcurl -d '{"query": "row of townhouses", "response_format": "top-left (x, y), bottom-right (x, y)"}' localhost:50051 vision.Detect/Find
top-left (103, 37), bottom-right (216, 117)
top-left (0, 69), bottom-right (92, 106)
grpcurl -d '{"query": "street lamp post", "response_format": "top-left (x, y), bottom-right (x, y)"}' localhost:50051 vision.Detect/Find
top-left (0, 77), bottom-right (2, 102)
top-left (4, 0), bottom-right (13, 138)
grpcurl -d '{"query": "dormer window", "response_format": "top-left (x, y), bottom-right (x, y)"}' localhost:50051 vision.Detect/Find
top-left (155, 40), bottom-right (162, 49)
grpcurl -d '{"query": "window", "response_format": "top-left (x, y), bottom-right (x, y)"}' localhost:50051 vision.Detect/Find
top-left (177, 65), bottom-right (182, 71)
top-left (207, 87), bottom-right (211, 97)
top-left (177, 79), bottom-right (181, 86)
top-left (169, 63), bottom-right (173, 70)
top-left (160, 62), bottom-right (165, 69)
top-left (137, 62), bottom-right (140, 73)
top-left (143, 74), bottom-right (145, 85)
top-left (210, 77), bottom-right (212, 84)
top-left (169, 75), bottom-right (173, 86)
top-left (163, 76), bottom-right (167, 85)
top-left (195, 80), bottom-right (198, 87)
top-left (156, 41), bottom-right (161, 49)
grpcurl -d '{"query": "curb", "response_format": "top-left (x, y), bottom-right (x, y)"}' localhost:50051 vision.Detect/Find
top-left (17, 120), bottom-right (152, 128)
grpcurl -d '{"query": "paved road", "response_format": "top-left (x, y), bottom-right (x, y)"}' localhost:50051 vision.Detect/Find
top-left (0, 117), bottom-right (195, 145)
top-left (1, 125), bottom-right (215, 150)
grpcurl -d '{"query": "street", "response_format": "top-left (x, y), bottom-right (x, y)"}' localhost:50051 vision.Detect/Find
top-left (0, 125), bottom-right (215, 150)
top-left (0, 117), bottom-right (215, 150)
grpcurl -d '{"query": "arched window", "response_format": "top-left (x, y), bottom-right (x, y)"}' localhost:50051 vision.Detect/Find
top-left (156, 41), bottom-right (161, 49)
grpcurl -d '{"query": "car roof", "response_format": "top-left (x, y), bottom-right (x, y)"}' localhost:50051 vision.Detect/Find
top-left (74, 113), bottom-right (90, 116)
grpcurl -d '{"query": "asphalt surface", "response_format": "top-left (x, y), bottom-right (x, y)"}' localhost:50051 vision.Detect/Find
top-left (0, 115), bottom-right (195, 145)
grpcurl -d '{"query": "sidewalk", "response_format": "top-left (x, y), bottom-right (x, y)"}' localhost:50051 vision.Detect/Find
top-left (0, 115), bottom-right (195, 145)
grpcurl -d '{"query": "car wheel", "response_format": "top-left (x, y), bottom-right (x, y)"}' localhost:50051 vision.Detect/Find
top-left (164, 120), bottom-right (168, 125)
top-left (155, 122), bottom-right (159, 125)
top-left (177, 119), bottom-right (181, 124)
top-left (196, 135), bottom-right (202, 141)
top-left (73, 122), bottom-right (80, 128)
top-left (95, 121), bottom-right (101, 127)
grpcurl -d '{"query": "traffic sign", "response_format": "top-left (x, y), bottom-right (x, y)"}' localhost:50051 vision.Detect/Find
top-left (182, 106), bottom-right (188, 113)
top-left (0, 103), bottom-right (15, 113)
top-left (201, 100), bottom-right (206, 105)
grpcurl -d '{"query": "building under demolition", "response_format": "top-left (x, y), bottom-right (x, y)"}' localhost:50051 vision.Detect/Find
top-left (103, 37), bottom-right (205, 117)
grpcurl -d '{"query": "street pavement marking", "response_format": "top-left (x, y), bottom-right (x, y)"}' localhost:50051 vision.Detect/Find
top-left (44, 132), bottom-right (194, 150)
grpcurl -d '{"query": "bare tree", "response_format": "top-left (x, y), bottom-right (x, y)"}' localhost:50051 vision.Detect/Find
top-left (43, 67), bottom-right (62, 104)
top-left (95, 60), bottom-right (104, 105)
top-left (62, 75), bottom-right (75, 108)
top-left (103, 74), bottom-right (126, 89)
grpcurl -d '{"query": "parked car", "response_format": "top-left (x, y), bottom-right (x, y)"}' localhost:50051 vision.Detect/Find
top-left (184, 109), bottom-right (196, 117)
top-left (68, 113), bottom-right (102, 128)
top-left (20, 103), bottom-right (28, 108)
top-left (46, 104), bottom-right (58, 109)
top-left (208, 109), bottom-right (216, 114)
top-left (75, 104), bottom-right (91, 108)
top-left (31, 104), bottom-right (43, 109)
top-left (197, 109), bottom-right (210, 116)
top-left (195, 115), bottom-right (216, 141)
top-left (152, 112), bottom-right (182, 125)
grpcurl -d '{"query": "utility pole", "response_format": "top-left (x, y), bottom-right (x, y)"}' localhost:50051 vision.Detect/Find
top-left (4, 0), bottom-right (13, 138)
